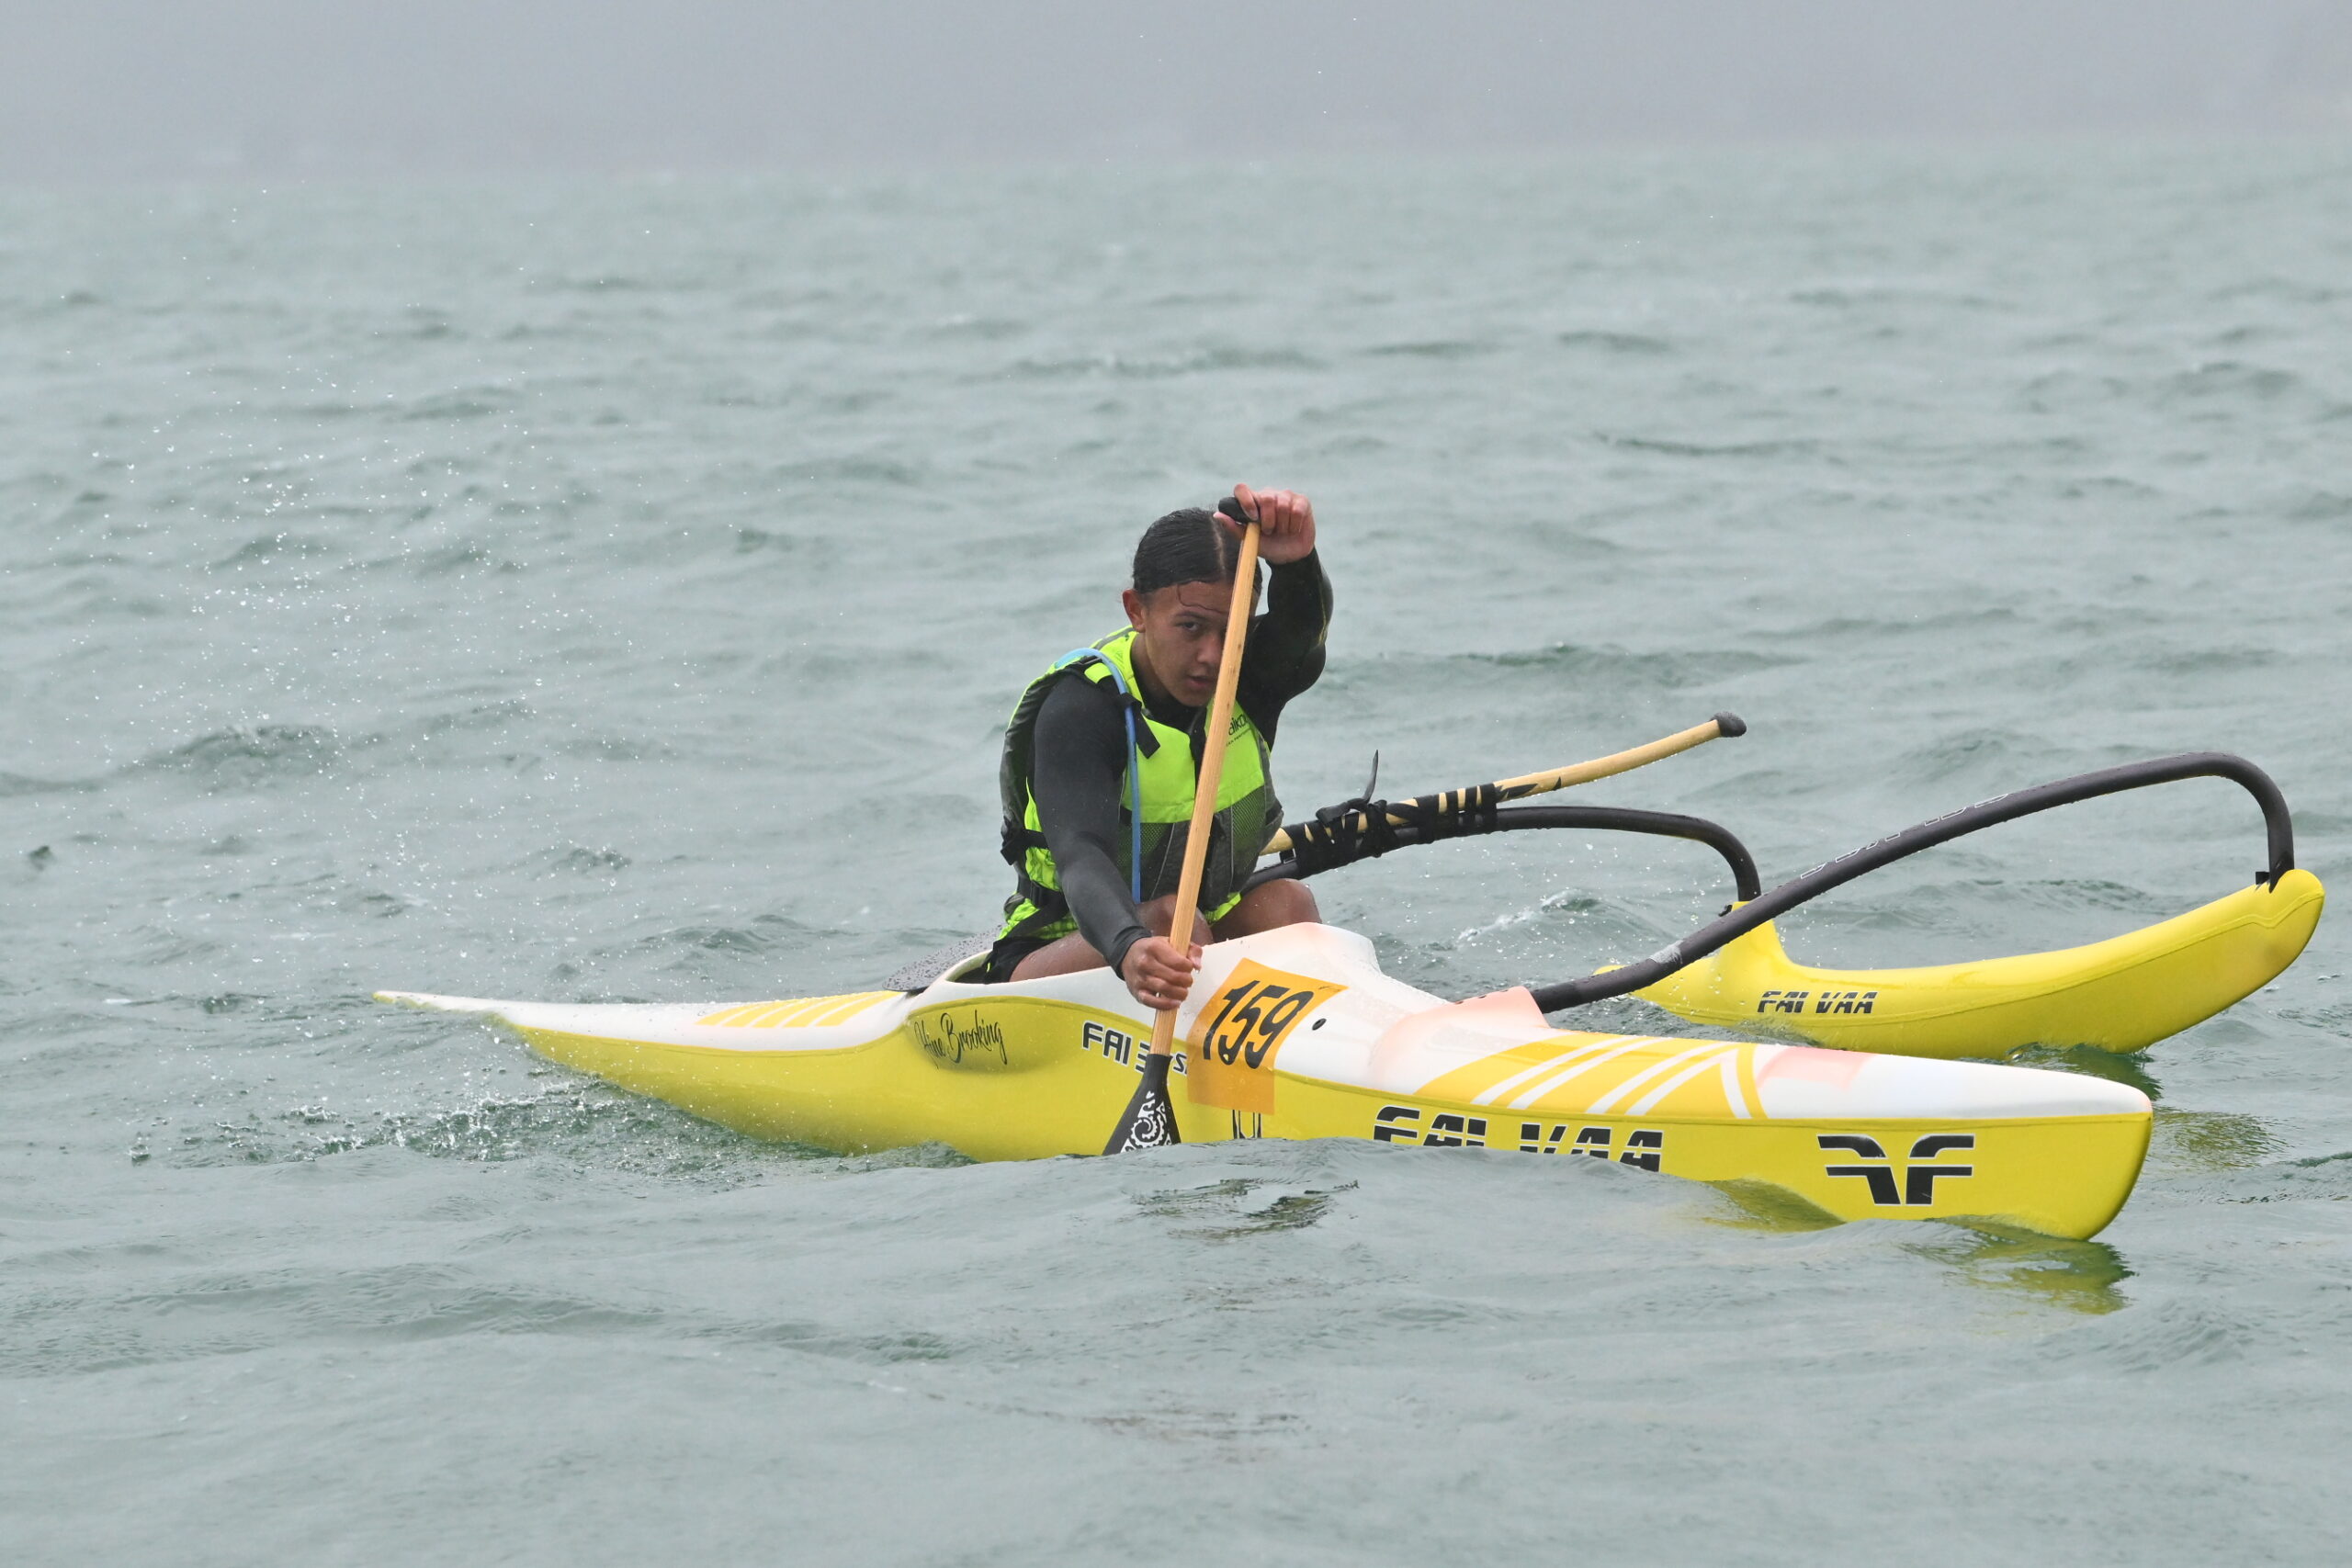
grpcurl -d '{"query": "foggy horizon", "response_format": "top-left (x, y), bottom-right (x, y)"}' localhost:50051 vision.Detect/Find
top-left (4, 0), bottom-right (2351, 185)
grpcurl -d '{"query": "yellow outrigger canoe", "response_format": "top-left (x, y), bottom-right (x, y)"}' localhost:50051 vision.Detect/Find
top-left (383, 922), bottom-right (2153, 1240)
top-left (378, 750), bottom-right (2316, 1242)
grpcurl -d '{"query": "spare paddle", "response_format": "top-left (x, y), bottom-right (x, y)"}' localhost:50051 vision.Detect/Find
top-left (1257, 711), bottom-right (1746, 860)
top-left (1102, 503), bottom-right (1263, 1155)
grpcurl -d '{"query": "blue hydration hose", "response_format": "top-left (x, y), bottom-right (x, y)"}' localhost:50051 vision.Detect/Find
top-left (1054, 649), bottom-right (1146, 903)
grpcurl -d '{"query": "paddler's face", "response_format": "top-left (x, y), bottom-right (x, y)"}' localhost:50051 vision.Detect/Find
top-left (1124, 580), bottom-right (1248, 709)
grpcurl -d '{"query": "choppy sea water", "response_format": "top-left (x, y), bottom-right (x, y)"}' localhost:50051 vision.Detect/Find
top-left (5, 141), bottom-right (2350, 1563)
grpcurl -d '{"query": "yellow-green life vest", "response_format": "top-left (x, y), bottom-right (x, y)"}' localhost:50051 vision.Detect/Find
top-left (998, 626), bottom-right (1282, 948)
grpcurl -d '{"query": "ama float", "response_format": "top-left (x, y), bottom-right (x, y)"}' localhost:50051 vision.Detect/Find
top-left (379, 738), bottom-right (2321, 1243)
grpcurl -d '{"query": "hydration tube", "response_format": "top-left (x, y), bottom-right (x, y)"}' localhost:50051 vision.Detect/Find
top-left (1052, 649), bottom-right (1146, 903)
top-left (1526, 750), bottom-right (2300, 1014)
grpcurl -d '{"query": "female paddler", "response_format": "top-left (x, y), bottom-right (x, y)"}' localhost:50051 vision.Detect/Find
top-left (987, 485), bottom-right (1329, 1011)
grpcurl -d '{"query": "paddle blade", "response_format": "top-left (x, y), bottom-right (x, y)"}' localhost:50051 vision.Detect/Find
top-left (1103, 1053), bottom-right (1181, 1154)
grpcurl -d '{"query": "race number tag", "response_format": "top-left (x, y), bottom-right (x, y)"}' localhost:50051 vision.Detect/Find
top-left (1185, 961), bottom-right (1346, 1113)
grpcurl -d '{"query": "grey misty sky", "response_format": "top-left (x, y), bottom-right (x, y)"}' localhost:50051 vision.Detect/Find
top-left (3, 0), bottom-right (2348, 179)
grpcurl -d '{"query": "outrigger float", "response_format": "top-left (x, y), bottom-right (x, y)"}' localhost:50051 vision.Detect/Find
top-left (380, 731), bottom-right (2320, 1242)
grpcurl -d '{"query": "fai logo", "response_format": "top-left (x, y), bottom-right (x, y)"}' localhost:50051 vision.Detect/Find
top-left (1817, 1133), bottom-right (1975, 1206)
top-left (1372, 1107), bottom-right (1666, 1170)
top-left (1759, 988), bottom-right (1879, 1015)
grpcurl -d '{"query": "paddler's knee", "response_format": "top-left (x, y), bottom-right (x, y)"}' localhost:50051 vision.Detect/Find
top-left (1212, 878), bottom-right (1319, 938)
top-left (1135, 881), bottom-right (1317, 942)
top-left (1136, 894), bottom-right (1182, 937)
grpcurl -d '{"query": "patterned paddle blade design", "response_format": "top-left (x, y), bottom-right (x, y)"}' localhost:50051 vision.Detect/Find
top-left (1103, 1054), bottom-right (1182, 1154)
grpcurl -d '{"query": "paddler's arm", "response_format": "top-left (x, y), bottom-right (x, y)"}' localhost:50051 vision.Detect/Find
top-left (1234, 550), bottom-right (1330, 745)
top-left (1227, 485), bottom-right (1329, 744)
top-left (1028, 677), bottom-right (1155, 978)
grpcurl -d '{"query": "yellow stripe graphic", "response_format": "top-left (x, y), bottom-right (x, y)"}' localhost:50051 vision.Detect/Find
top-left (808, 992), bottom-right (890, 1027)
top-left (1588, 1042), bottom-right (1731, 1116)
top-left (1624, 1046), bottom-right (1741, 1117)
top-left (1412, 1030), bottom-right (1767, 1122)
top-left (1468, 1037), bottom-right (1634, 1107)
top-left (1718, 1053), bottom-right (1755, 1120)
top-left (1507, 1036), bottom-right (1665, 1111)
top-left (695, 991), bottom-right (892, 1029)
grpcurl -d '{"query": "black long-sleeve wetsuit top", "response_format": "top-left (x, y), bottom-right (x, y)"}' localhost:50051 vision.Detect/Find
top-left (1028, 552), bottom-right (1332, 978)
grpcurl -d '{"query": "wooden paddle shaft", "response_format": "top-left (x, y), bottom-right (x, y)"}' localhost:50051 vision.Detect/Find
top-left (1257, 711), bottom-right (1746, 858)
top-left (1147, 519), bottom-right (1263, 1057)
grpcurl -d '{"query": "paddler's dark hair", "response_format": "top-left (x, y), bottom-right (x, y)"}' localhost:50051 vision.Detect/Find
top-left (1132, 503), bottom-right (1259, 596)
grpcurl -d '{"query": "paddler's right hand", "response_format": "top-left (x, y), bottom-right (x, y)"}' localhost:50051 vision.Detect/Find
top-left (1119, 934), bottom-right (1203, 1013)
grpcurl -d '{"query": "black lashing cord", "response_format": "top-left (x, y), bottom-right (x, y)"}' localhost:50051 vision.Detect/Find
top-left (1277, 784), bottom-right (1501, 875)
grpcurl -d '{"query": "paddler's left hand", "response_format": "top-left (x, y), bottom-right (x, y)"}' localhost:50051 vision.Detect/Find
top-left (1228, 483), bottom-right (1316, 566)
